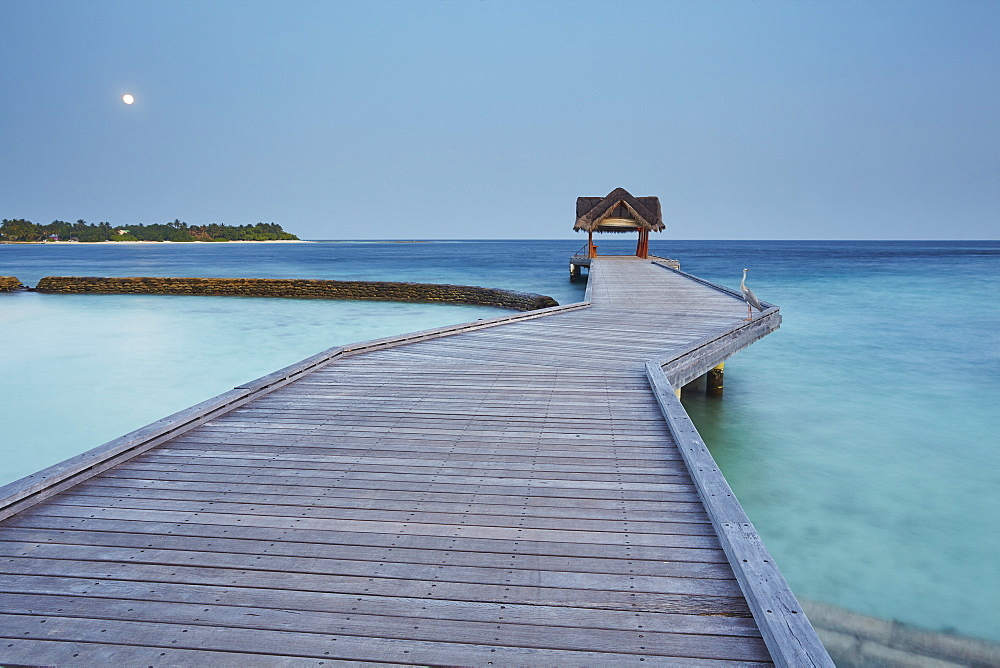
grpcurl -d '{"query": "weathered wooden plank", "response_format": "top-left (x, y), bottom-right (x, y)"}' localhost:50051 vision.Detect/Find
top-left (69, 478), bottom-right (706, 509)
top-left (0, 593), bottom-right (770, 661)
top-left (0, 613), bottom-right (770, 666)
top-left (0, 526), bottom-right (728, 574)
top-left (132, 453), bottom-right (686, 477)
top-left (218, 405), bottom-right (669, 420)
top-left (157, 441), bottom-right (681, 464)
top-left (0, 573), bottom-right (759, 636)
top-left (65, 484), bottom-right (709, 521)
top-left (103, 463), bottom-right (700, 493)
top-left (206, 417), bottom-right (669, 436)
top-left (0, 515), bottom-right (728, 559)
top-left (155, 443), bottom-right (683, 466)
top-left (207, 407), bottom-right (655, 421)
top-left (0, 543), bottom-right (738, 595)
top-left (165, 433), bottom-right (681, 455)
top-left (93, 469), bottom-right (703, 502)
top-left (0, 559), bottom-right (751, 617)
top-left (184, 420), bottom-right (673, 437)
top-left (21, 505), bottom-right (723, 546)
top-left (183, 422), bottom-right (671, 439)
top-left (164, 433), bottom-right (673, 451)
top-left (0, 637), bottom-right (369, 667)
top-left (40, 495), bottom-right (716, 534)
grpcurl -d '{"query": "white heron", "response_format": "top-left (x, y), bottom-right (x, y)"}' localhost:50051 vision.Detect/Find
top-left (741, 268), bottom-right (763, 320)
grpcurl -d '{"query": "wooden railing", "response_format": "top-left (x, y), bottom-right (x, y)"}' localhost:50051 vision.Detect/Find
top-left (646, 360), bottom-right (833, 667)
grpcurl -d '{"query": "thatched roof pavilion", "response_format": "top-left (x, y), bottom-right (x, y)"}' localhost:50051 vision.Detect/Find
top-left (574, 187), bottom-right (663, 258)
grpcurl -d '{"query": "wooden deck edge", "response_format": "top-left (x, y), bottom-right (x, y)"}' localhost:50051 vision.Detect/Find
top-left (583, 269), bottom-right (595, 302)
top-left (0, 389), bottom-right (256, 522)
top-left (0, 299), bottom-right (592, 519)
top-left (645, 361), bottom-right (834, 668)
top-left (650, 260), bottom-right (777, 309)
top-left (650, 307), bottom-right (782, 388)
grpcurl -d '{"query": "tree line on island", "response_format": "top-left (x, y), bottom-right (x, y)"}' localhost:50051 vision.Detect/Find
top-left (0, 218), bottom-right (299, 242)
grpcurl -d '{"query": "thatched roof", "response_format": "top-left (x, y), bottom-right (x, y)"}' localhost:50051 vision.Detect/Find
top-left (574, 187), bottom-right (664, 234)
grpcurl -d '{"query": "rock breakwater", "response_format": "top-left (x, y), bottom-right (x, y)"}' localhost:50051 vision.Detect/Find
top-left (33, 276), bottom-right (559, 311)
top-left (0, 276), bottom-right (22, 291)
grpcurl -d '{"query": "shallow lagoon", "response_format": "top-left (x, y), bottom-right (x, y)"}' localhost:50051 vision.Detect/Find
top-left (1, 239), bottom-right (998, 642)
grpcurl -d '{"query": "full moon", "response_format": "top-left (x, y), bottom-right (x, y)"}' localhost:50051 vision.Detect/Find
top-left (122, 94), bottom-right (134, 105)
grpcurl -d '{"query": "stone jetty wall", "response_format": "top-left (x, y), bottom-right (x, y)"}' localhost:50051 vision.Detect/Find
top-left (34, 276), bottom-right (559, 311)
top-left (800, 599), bottom-right (1000, 667)
top-left (0, 276), bottom-right (22, 291)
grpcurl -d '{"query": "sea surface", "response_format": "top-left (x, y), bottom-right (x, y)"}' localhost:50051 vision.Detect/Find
top-left (1, 239), bottom-right (998, 644)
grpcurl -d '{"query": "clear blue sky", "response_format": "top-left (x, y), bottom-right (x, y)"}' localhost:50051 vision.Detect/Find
top-left (2, 0), bottom-right (997, 240)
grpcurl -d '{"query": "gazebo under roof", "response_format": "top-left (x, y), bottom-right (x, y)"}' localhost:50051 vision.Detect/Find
top-left (574, 187), bottom-right (663, 258)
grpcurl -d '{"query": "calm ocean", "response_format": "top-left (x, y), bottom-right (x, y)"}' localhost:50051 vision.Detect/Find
top-left (2, 239), bottom-right (998, 643)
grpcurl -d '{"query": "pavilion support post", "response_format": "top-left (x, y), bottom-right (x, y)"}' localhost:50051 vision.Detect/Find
top-left (636, 229), bottom-right (650, 258)
top-left (707, 362), bottom-right (724, 396)
top-left (588, 230), bottom-right (596, 258)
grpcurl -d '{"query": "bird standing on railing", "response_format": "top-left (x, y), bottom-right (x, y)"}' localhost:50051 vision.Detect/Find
top-left (741, 268), bottom-right (763, 320)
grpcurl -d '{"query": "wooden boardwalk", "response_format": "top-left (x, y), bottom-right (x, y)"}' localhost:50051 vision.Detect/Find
top-left (0, 257), bottom-right (831, 666)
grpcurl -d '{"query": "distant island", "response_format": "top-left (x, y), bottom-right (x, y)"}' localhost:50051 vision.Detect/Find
top-left (0, 218), bottom-right (299, 243)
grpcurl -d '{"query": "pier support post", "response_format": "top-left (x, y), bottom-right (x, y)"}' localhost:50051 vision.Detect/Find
top-left (683, 375), bottom-right (707, 394)
top-left (707, 362), bottom-right (724, 396)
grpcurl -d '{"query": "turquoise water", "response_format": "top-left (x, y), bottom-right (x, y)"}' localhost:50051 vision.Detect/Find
top-left (676, 241), bottom-right (1000, 643)
top-left (1, 239), bottom-right (998, 643)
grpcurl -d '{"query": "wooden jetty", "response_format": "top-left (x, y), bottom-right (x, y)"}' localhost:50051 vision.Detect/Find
top-left (0, 256), bottom-right (832, 666)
